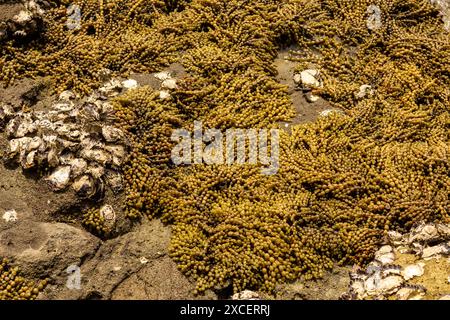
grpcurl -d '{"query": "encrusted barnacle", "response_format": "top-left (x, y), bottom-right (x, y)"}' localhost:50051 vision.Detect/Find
top-left (104, 169), bottom-right (123, 194)
top-left (0, 103), bottom-right (15, 127)
top-left (1, 77), bottom-right (126, 199)
top-left (102, 126), bottom-right (124, 143)
top-left (82, 204), bottom-right (116, 236)
top-left (46, 166), bottom-right (71, 191)
top-left (72, 174), bottom-right (97, 198)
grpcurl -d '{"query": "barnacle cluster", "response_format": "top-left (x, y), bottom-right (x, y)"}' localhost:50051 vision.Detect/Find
top-left (1, 0), bottom-right (449, 297)
top-left (2, 78), bottom-right (130, 198)
top-left (0, 258), bottom-right (48, 300)
top-left (343, 222), bottom-right (450, 300)
top-left (0, 0), bottom-right (46, 44)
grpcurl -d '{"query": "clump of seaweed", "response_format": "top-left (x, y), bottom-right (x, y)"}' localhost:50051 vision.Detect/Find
top-left (0, 258), bottom-right (48, 300)
top-left (112, 0), bottom-right (450, 294)
top-left (0, 0), bottom-right (187, 93)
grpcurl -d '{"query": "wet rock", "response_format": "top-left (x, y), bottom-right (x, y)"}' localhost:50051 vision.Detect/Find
top-left (0, 221), bottom-right (100, 279)
top-left (42, 219), bottom-right (215, 300)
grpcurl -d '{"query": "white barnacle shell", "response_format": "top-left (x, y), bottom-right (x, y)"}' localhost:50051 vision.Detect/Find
top-left (80, 148), bottom-right (112, 166)
top-left (105, 145), bottom-right (125, 167)
top-left (122, 79), bottom-right (138, 90)
top-left (100, 205), bottom-right (116, 222)
top-left (8, 137), bottom-right (31, 156)
top-left (57, 125), bottom-right (81, 141)
top-left (57, 138), bottom-right (78, 151)
top-left (231, 290), bottom-right (260, 300)
top-left (58, 90), bottom-right (76, 101)
top-left (356, 84), bottom-right (374, 99)
top-left (2, 209), bottom-right (18, 223)
top-left (46, 110), bottom-right (66, 122)
top-left (42, 134), bottom-right (57, 145)
top-left (6, 116), bottom-right (22, 137)
top-left (318, 109), bottom-right (345, 118)
top-left (0, 103), bottom-right (15, 122)
top-left (436, 223), bottom-right (450, 238)
top-left (299, 69), bottom-right (322, 88)
top-left (159, 90), bottom-right (171, 100)
top-left (401, 263), bottom-right (425, 280)
top-left (153, 71), bottom-right (171, 81)
top-left (86, 164), bottom-right (105, 180)
top-left (98, 79), bottom-right (123, 97)
top-left (102, 125), bottom-right (123, 142)
top-left (14, 10), bottom-right (33, 24)
top-left (161, 78), bottom-right (178, 90)
top-left (22, 150), bottom-right (37, 169)
top-left (305, 92), bottom-right (320, 103)
top-left (422, 243), bottom-right (450, 259)
top-left (37, 119), bottom-right (56, 132)
top-left (15, 118), bottom-right (37, 137)
top-left (72, 175), bottom-right (96, 198)
top-left (80, 137), bottom-right (105, 151)
top-left (367, 275), bottom-right (404, 296)
top-left (409, 223), bottom-right (440, 244)
top-left (53, 101), bottom-right (75, 113)
top-left (46, 166), bottom-right (71, 190)
top-left (104, 170), bottom-right (123, 193)
top-left (69, 158), bottom-right (88, 178)
top-left (81, 103), bottom-right (101, 121)
top-left (101, 101), bottom-right (114, 115)
top-left (59, 153), bottom-right (75, 165)
top-left (396, 287), bottom-right (424, 300)
top-left (27, 136), bottom-right (43, 151)
top-left (350, 279), bottom-right (366, 299)
top-left (46, 148), bottom-right (60, 167)
top-left (375, 245), bottom-right (395, 265)
top-left (8, 139), bottom-right (21, 155)
top-left (387, 230), bottom-right (404, 244)
top-left (33, 110), bottom-right (47, 120)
